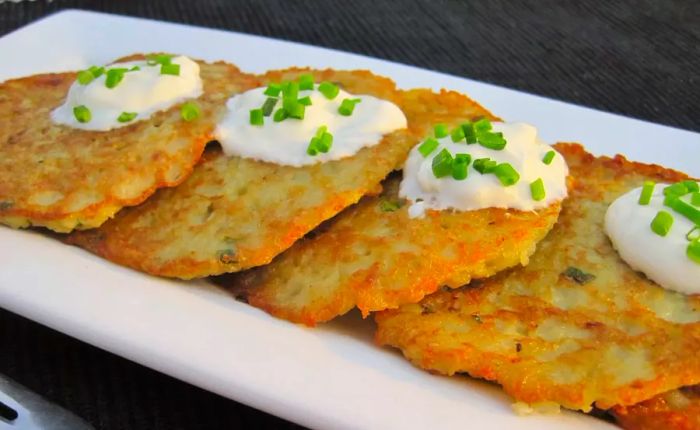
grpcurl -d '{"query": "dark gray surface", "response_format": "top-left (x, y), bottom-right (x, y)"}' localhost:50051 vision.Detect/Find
top-left (1, 1), bottom-right (698, 429)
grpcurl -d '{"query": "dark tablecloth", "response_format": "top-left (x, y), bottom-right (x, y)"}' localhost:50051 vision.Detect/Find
top-left (1, 1), bottom-right (698, 429)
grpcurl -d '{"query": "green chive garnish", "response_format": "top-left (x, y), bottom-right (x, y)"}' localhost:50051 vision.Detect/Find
top-left (180, 102), bottom-right (200, 121)
top-left (105, 68), bottom-right (127, 89)
top-left (261, 97), bottom-right (278, 116)
top-left (160, 63), bottom-right (180, 76)
top-left (307, 126), bottom-right (333, 155)
top-left (452, 153), bottom-right (471, 180)
top-left (264, 83), bottom-right (282, 97)
top-left (692, 192), bottom-right (700, 207)
top-left (664, 182), bottom-right (689, 197)
top-left (147, 54), bottom-right (172, 66)
top-left (462, 122), bottom-right (477, 144)
top-left (683, 180), bottom-right (699, 193)
top-left (687, 239), bottom-right (700, 264)
top-left (651, 210), bottom-right (674, 236)
top-left (542, 150), bottom-right (556, 165)
top-left (88, 66), bottom-right (105, 78)
top-left (298, 74), bottom-right (314, 90)
top-left (493, 163), bottom-right (520, 186)
top-left (318, 81), bottom-right (339, 99)
top-left (338, 98), bottom-right (361, 116)
top-left (450, 126), bottom-right (465, 142)
top-left (73, 105), bottom-right (91, 123)
top-left (473, 158), bottom-right (497, 174)
top-left (250, 108), bottom-right (264, 126)
top-left (432, 148), bottom-right (454, 178)
top-left (473, 118), bottom-right (492, 133)
top-left (530, 178), bottom-right (546, 201)
top-left (434, 124), bottom-right (449, 138)
top-left (668, 198), bottom-right (700, 225)
top-left (379, 200), bottom-right (402, 212)
top-left (298, 96), bottom-right (312, 106)
top-left (77, 70), bottom-right (95, 85)
top-left (687, 226), bottom-right (700, 242)
top-left (117, 112), bottom-right (137, 123)
top-left (638, 181), bottom-right (655, 205)
top-left (282, 81), bottom-right (300, 115)
top-left (418, 138), bottom-right (439, 157)
top-left (478, 131), bottom-right (507, 150)
top-left (273, 108), bottom-right (288, 122)
top-left (286, 103), bottom-right (305, 119)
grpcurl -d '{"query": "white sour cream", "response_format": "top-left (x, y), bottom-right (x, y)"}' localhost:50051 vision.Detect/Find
top-left (214, 87), bottom-right (406, 166)
top-left (52, 55), bottom-right (203, 131)
top-left (400, 122), bottom-right (568, 218)
top-left (605, 184), bottom-right (700, 295)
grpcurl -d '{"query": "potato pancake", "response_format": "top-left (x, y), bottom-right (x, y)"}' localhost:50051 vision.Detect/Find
top-left (375, 143), bottom-right (700, 412)
top-left (222, 90), bottom-right (562, 326)
top-left (612, 386), bottom-right (700, 430)
top-left (0, 55), bottom-right (255, 232)
top-left (66, 69), bottom-right (415, 279)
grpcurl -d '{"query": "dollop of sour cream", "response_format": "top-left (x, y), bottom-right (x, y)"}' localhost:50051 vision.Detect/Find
top-left (52, 55), bottom-right (203, 131)
top-left (214, 87), bottom-right (406, 166)
top-left (400, 122), bottom-right (568, 218)
top-left (605, 184), bottom-right (700, 295)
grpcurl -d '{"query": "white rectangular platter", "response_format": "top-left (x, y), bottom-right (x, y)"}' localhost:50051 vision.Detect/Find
top-left (1, 10), bottom-right (698, 430)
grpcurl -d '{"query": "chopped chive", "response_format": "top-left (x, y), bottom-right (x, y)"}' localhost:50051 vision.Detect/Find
top-left (462, 122), bottom-right (477, 144)
top-left (651, 210), bottom-right (674, 236)
top-left (77, 70), bottom-right (95, 85)
top-left (117, 112), bottom-right (137, 123)
top-left (129, 66), bottom-right (141, 72)
top-left (180, 101), bottom-right (200, 121)
top-left (478, 131), bottom-right (507, 150)
top-left (160, 63), bottom-right (180, 76)
top-left (282, 81), bottom-right (300, 113)
top-left (473, 158), bottom-right (497, 174)
top-left (418, 138), bottom-right (439, 157)
top-left (147, 54), bottom-right (173, 66)
top-left (687, 239), bottom-right (700, 264)
top-left (434, 124), bottom-right (449, 138)
top-left (638, 181), bottom-right (655, 205)
top-left (668, 198), bottom-right (700, 225)
top-left (318, 81), bottom-right (339, 99)
top-left (264, 83), bottom-right (282, 97)
top-left (664, 182), bottom-right (689, 197)
top-left (105, 68), bottom-right (127, 89)
top-left (315, 126), bottom-right (328, 137)
top-left (317, 131), bottom-right (333, 153)
top-left (687, 226), bottom-right (700, 242)
top-left (286, 102), bottom-right (305, 119)
top-left (298, 74), bottom-right (314, 90)
top-left (379, 200), bottom-right (402, 212)
top-left (250, 108), bottom-right (264, 126)
top-left (261, 97), bottom-right (278, 116)
top-left (88, 66), bottom-right (105, 78)
top-left (273, 108), bottom-right (288, 122)
top-left (73, 105), bottom-right (91, 123)
top-left (450, 125), bottom-right (465, 142)
top-left (542, 150), bottom-right (556, 165)
top-left (338, 98), bottom-right (361, 116)
top-left (530, 178), bottom-right (546, 201)
top-left (683, 180), bottom-right (700, 193)
top-left (452, 153), bottom-right (471, 180)
top-left (493, 163), bottom-right (520, 186)
top-left (432, 148), bottom-right (454, 178)
top-left (692, 192), bottom-right (700, 206)
top-left (298, 96), bottom-right (312, 106)
top-left (473, 118), bottom-right (492, 133)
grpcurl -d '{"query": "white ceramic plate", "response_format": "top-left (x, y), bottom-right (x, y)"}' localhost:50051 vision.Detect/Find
top-left (1, 10), bottom-right (698, 430)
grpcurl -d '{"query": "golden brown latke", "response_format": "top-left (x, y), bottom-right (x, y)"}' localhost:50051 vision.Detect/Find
top-left (375, 143), bottom-right (700, 413)
top-left (223, 90), bottom-right (562, 326)
top-left (612, 386), bottom-right (700, 430)
top-left (66, 69), bottom-right (415, 279)
top-left (0, 54), bottom-right (253, 232)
